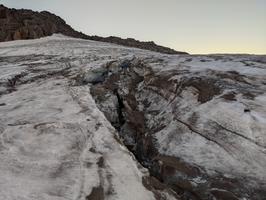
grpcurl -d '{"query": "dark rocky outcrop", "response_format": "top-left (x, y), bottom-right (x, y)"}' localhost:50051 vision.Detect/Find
top-left (88, 35), bottom-right (187, 55)
top-left (0, 4), bottom-right (187, 55)
top-left (0, 4), bottom-right (88, 41)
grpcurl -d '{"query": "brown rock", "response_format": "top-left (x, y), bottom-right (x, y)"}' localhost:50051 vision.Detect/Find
top-left (0, 4), bottom-right (188, 55)
top-left (13, 30), bottom-right (21, 40)
top-left (0, 4), bottom-right (88, 42)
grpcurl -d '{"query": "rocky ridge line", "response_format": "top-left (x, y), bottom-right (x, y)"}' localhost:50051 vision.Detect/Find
top-left (0, 4), bottom-right (187, 55)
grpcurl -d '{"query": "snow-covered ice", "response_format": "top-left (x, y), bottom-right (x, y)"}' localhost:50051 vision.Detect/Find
top-left (0, 35), bottom-right (160, 200)
top-left (0, 34), bottom-right (266, 200)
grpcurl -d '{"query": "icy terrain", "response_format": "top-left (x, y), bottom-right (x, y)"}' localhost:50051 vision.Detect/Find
top-left (0, 34), bottom-right (266, 200)
top-left (0, 35), bottom-right (173, 200)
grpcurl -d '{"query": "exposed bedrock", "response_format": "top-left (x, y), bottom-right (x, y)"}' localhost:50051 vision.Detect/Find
top-left (90, 58), bottom-right (266, 200)
top-left (0, 4), bottom-right (187, 55)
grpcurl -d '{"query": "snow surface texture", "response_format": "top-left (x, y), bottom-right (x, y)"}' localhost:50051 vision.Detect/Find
top-left (90, 53), bottom-right (266, 199)
top-left (0, 34), bottom-right (266, 200)
top-left (0, 35), bottom-right (168, 200)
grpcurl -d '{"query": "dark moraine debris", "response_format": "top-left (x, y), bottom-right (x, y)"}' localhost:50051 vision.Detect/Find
top-left (86, 186), bottom-right (104, 200)
top-left (221, 92), bottom-right (237, 101)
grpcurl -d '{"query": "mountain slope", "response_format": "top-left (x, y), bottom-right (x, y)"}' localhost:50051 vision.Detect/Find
top-left (0, 34), bottom-right (266, 200)
top-left (0, 35), bottom-right (177, 200)
top-left (0, 4), bottom-right (187, 55)
top-left (0, 4), bottom-right (88, 41)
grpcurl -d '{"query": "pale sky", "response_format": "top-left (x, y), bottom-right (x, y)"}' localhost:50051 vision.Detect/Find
top-left (1, 0), bottom-right (266, 54)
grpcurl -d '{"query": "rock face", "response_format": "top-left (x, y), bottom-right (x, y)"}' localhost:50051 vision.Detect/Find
top-left (88, 35), bottom-right (187, 55)
top-left (0, 4), bottom-right (88, 41)
top-left (0, 35), bottom-right (266, 200)
top-left (0, 4), bottom-right (187, 55)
